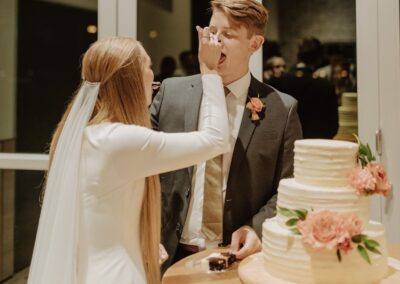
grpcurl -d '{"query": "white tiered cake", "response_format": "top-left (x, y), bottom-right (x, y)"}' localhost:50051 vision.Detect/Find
top-left (262, 139), bottom-right (389, 284)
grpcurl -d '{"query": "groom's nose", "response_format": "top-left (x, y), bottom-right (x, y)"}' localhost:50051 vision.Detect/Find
top-left (215, 32), bottom-right (223, 44)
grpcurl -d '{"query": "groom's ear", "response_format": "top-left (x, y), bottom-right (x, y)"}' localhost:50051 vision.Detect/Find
top-left (249, 35), bottom-right (264, 53)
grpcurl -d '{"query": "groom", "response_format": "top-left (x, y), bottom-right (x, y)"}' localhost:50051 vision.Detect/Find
top-left (151, 0), bottom-right (302, 269)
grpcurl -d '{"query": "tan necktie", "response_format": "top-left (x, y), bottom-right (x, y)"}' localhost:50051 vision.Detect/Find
top-left (201, 87), bottom-right (229, 241)
top-left (202, 154), bottom-right (224, 241)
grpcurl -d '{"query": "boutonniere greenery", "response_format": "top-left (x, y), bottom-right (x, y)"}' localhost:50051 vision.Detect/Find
top-left (245, 94), bottom-right (265, 122)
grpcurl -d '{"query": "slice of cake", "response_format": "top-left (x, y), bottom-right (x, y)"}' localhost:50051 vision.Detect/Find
top-left (201, 252), bottom-right (236, 271)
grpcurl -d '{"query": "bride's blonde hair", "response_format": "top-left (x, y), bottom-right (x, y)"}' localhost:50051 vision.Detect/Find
top-left (47, 37), bottom-right (160, 284)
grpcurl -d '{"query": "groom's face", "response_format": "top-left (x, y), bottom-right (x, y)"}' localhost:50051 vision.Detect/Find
top-left (210, 9), bottom-right (254, 84)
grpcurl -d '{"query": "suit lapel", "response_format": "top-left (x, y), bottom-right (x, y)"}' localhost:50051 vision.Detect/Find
top-left (228, 76), bottom-right (266, 185)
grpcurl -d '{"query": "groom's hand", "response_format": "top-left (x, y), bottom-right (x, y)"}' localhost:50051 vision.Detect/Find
top-left (230, 225), bottom-right (261, 260)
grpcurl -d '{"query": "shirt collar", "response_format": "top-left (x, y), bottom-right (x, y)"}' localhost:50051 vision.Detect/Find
top-left (225, 71), bottom-right (251, 100)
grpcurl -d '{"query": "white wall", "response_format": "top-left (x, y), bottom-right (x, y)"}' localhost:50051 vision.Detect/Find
top-left (376, 0), bottom-right (400, 243)
top-left (264, 0), bottom-right (280, 42)
top-left (0, 0), bottom-right (17, 140)
top-left (138, 0), bottom-right (191, 75)
top-left (356, 0), bottom-right (400, 243)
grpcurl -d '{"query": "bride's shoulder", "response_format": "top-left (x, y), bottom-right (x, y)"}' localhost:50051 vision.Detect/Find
top-left (85, 122), bottom-right (147, 138)
top-left (84, 122), bottom-right (154, 151)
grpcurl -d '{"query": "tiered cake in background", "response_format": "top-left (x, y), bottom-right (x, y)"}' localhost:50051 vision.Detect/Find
top-left (261, 139), bottom-right (389, 284)
top-left (335, 92), bottom-right (358, 142)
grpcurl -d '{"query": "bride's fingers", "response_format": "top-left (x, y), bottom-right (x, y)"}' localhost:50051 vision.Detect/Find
top-left (203, 26), bottom-right (211, 40)
top-left (196, 25), bottom-right (203, 43)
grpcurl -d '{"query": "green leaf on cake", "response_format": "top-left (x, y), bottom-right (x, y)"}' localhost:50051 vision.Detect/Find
top-left (294, 209), bottom-right (308, 220)
top-left (354, 134), bottom-right (376, 166)
top-left (364, 240), bottom-right (382, 255)
top-left (285, 218), bottom-right (299, 226)
top-left (357, 244), bottom-right (371, 264)
top-left (278, 207), bottom-right (297, 217)
top-left (289, 228), bottom-right (301, 235)
top-left (365, 245), bottom-right (382, 255)
top-left (366, 143), bottom-right (375, 162)
top-left (364, 239), bottom-right (379, 248)
top-left (351, 234), bottom-right (363, 243)
top-left (336, 249), bottom-right (342, 262)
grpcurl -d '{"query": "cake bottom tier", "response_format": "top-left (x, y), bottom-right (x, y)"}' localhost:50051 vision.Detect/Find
top-left (262, 218), bottom-right (389, 284)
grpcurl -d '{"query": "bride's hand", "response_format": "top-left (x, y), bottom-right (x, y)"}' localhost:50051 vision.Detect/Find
top-left (196, 25), bottom-right (221, 74)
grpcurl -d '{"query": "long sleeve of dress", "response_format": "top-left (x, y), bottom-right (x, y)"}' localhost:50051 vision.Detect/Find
top-left (92, 74), bottom-right (229, 181)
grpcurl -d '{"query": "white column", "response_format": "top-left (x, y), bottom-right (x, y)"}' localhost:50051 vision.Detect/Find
top-left (376, 0), bottom-right (400, 243)
top-left (356, 0), bottom-right (381, 220)
top-left (249, 0), bottom-right (263, 81)
top-left (98, 0), bottom-right (117, 39)
top-left (117, 0), bottom-right (137, 38)
top-left (356, 0), bottom-right (400, 243)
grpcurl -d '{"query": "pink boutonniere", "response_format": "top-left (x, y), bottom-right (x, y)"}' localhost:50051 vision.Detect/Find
top-left (246, 94), bottom-right (265, 122)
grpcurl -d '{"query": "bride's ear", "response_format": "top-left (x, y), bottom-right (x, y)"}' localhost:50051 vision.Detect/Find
top-left (249, 35), bottom-right (264, 53)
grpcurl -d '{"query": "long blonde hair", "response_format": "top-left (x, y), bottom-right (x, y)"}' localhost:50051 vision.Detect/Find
top-left (46, 37), bottom-right (160, 283)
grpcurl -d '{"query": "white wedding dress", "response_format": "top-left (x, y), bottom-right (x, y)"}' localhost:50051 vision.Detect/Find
top-left (74, 74), bottom-right (228, 283)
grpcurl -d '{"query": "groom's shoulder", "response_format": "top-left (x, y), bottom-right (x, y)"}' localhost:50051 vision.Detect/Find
top-left (252, 77), bottom-right (297, 109)
top-left (162, 74), bottom-right (202, 90)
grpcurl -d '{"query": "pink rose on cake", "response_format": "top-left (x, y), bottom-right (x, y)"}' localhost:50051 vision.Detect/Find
top-left (368, 163), bottom-right (391, 197)
top-left (297, 211), bottom-right (364, 254)
top-left (350, 136), bottom-right (392, 197)
top-left (350, 163), bottom-right (391, 196)
top-left (349, 167), bottom-right (376, 195)
top-left (279, 206), bottom-right (381, 264)
top-left (337, 237), bottom-right (352, 254)
top-left (297, 210), bottom-right (347, 250)
top-left (344, 213), bottom-right (364, 236)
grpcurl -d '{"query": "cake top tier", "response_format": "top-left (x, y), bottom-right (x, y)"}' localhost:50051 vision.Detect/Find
top-left (294, 139), bottom-right (358, 187)
top-left (295, 139), bottom-right (358, 150)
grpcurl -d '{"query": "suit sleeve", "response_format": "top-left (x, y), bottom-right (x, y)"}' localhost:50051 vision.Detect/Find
top-left (150, 79), bottom-right (166, 131)
top-left (246, 101), bottom-right (302, 238)
top-left (102, 75), bottom-right (230, 182)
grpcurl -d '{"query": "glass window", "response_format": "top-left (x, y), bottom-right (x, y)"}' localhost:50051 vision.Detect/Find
top-left (0, 0), bottom-right (97, 279)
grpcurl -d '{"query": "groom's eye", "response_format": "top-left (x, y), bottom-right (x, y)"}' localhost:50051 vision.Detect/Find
top-left (222, 32), bottom-right (233, 39)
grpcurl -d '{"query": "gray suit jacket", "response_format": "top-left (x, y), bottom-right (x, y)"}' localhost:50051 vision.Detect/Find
top-left (150, 74), bottom-right (302, 269)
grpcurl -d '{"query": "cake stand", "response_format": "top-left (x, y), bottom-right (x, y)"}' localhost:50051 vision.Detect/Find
top-left (238, 252), bottom-right (400, 284)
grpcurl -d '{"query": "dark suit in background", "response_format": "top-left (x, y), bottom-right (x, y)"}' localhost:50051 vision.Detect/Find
top-left (269, 65), bottom-right (339, 139)
top-left (150, 74), bottom-right (302, 269)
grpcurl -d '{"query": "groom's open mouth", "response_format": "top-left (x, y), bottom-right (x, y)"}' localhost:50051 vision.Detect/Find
top-left (218, 53), bottom-right (226, 65)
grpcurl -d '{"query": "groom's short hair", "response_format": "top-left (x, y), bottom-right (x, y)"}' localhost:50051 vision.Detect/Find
top-left (210, 0), bottom-right (268, 37)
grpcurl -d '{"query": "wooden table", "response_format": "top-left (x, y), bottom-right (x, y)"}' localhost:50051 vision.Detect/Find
top-left (162, 247), bottom-right (241, 284)
top-left (162, 244), bottom-right (400, 284)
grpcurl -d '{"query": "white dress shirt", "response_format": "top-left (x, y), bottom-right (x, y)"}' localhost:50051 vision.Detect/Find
top-left (181, 72), bottom-right (251, 249)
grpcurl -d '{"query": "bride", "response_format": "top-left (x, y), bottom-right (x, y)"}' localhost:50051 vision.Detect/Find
top-left (28, 27), bottom-right (228, 284)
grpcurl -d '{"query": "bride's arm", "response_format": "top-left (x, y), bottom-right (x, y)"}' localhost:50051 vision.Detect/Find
top-left (101, 74), bottom-right (229, 180)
